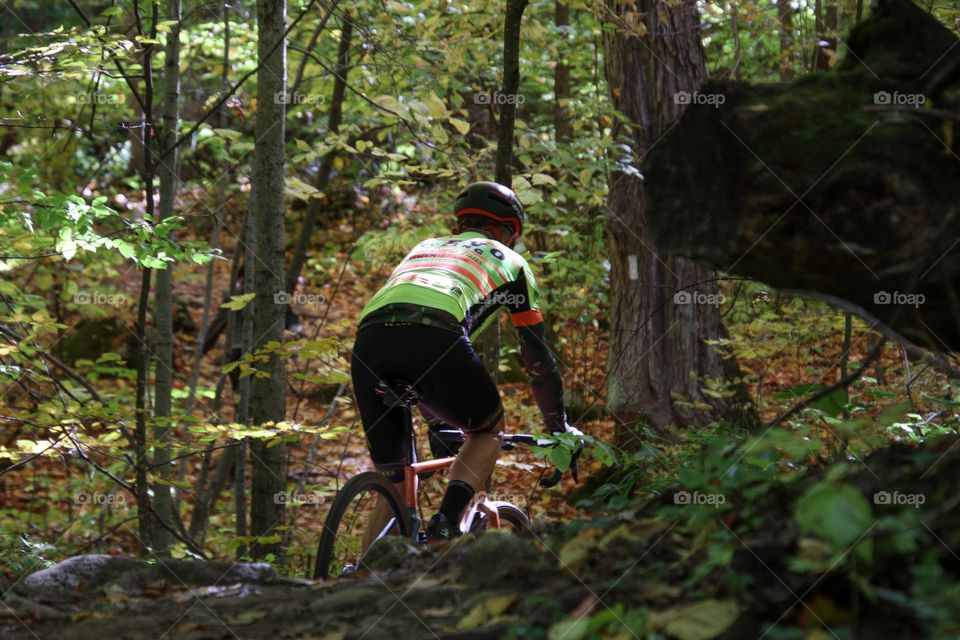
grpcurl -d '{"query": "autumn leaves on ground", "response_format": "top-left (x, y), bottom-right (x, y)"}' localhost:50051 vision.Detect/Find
top-left (4, 194), bottom-right (960, 639)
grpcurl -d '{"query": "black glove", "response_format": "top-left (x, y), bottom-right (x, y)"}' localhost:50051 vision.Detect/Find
top-left (540, 423), bottom-right (584, 488)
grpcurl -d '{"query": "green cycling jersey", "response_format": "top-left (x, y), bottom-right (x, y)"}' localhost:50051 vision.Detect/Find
top-left (359, 231), bottom-right (544, 340)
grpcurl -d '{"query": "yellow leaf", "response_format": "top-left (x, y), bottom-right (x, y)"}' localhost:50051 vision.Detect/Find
top-left (449, 118), bottom-right (470, 135)
top-left (650, 599), bottom-right (739, 640)
top-left (424, 93), bottom-right (448, 119)
top-left (456, 594), bottom-right (517, 630)
top-left (222, 293), bottom-right (255, 311)
top-left (558, 529), bottom-right (601, 572)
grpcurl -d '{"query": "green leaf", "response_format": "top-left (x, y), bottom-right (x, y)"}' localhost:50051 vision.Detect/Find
top-left (548, 445), bottom-right (572, 472)
top-left (795, 481), bottom-right (873, 549)
top-left (548, 618), bottom-right (588, 640)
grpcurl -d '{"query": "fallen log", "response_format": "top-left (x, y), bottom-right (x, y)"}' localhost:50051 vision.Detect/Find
top-left (647, 0), bottom-right (960, 351)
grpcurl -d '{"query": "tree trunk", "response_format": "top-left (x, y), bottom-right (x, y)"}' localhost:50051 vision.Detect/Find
top-left (554, 0), bottom-right (572, 143)
top-left (249, 0), bottom-right (288, 561)
top-left (777, 0), bottom-right (795, 81)
top-left (151, 0), bottom-right (182, 555)
top-left (644, 0), bottom-right (960, 352)
top-left (494, 0), bottom-right (528, 186)
top-left (602, 0), bottom-right (746, 440)
top-left (478, 0), bottom-right (529, 386)
top-left (132, 0), bottom-right (156, 554)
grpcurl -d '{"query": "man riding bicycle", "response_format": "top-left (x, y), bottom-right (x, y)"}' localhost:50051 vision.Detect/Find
top-left (351, 181), bottom-right (579, 540)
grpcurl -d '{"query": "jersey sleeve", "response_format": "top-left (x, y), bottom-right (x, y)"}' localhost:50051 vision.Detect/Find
top-left (509, 259), bottom-right (545, 328)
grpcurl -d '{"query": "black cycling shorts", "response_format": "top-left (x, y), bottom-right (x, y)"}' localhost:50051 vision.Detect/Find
top-left (350, 321), bottom-right (503, 474)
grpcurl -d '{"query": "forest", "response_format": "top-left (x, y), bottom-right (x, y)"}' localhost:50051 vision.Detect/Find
top-left (1, 0), bottom-right (960, 638)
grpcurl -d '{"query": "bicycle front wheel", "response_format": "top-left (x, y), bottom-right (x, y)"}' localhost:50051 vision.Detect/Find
top-left (314, 472), bottom-right (411, 580)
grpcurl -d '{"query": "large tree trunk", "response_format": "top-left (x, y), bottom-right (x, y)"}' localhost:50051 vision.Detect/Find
top-left (645, 0), bottom-right (960, 352)
top-left (249, 0), bottom-right (288, 561)
top-left (602, 0), bottom-right (746, 439)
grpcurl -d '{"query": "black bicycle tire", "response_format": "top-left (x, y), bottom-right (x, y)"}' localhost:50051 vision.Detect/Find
top-left (314, 471), bottom-right (411, 580)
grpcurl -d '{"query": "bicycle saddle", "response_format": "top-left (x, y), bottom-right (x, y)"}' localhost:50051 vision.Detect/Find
top-left (375, 379), bottom-right (421, 408)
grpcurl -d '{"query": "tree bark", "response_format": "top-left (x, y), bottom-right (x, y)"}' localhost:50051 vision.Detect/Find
top-left (554, 0), bottom-right (572, 143)
top-left (249, 0), bottom-right (288, 560)
top-left (645, 0), bottom-right (960, 352)
top-left (151, 0), bottom-right (182, 555)
top-left (132, 0), bottom-right (156, 554)
top-left (494, 0), bottom-right (528, 186)
top-left (602, 0), bottom-right (747, 439)
top-left (776, 0), bottom-right (795, 81)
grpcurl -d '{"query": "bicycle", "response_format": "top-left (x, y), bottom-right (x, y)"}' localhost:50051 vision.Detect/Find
top-left (313, 378), bottom-right (563, 580)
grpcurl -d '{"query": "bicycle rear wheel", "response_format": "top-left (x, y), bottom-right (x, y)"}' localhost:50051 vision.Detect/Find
top-left (314, 472), bottom-right (411, 580)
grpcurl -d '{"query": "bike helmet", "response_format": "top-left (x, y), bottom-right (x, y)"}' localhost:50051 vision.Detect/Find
top-left (454, 181), bottom-right (525, 238)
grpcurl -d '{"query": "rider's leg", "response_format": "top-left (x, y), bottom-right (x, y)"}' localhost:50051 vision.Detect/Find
top-left (450, 429), bottom-right (500, 490)
top-left (363, 479), bottom-right (406, 552)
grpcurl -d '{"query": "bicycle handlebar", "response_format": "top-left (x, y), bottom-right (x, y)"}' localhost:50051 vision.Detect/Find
top-left (434, 430), bottom-right (580, 487)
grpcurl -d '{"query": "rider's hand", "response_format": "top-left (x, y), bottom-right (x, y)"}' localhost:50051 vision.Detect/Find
top-left (540, 422), bottom-right (584, 488)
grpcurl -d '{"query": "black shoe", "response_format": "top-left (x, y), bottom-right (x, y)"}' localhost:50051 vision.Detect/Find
top-left (426, 513), bottom-right (460, 541)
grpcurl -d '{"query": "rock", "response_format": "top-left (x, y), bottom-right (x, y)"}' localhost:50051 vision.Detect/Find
top-left (13, 555), bottom-right (276, 602)
top-left (14, 555), bottom-right (144, 599)
top-left (107, 559), bottom-right (276, 592)
top-left (459, 533), bottom-right (550, 589)
top-left (309, 586), bottom-right (390, 616)
top-left (362, 535), bottom-right (420, 572)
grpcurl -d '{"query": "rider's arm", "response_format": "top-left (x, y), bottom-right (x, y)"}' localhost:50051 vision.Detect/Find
top-left (507, 261), bottom-right (568, 433)
top-left (516, 321), bottom-right (567, 433)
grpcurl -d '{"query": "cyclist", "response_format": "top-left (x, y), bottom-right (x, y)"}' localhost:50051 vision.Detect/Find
top-left (351, 181), bottom-right (578, 541)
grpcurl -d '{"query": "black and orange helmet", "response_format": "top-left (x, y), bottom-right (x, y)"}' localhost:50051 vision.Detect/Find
top-left (454, 181), bottom-right (525, 238)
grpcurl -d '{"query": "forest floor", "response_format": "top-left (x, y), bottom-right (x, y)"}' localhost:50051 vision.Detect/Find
top-left (4, 201), bottom-right (959, 639)
top-left (4, 433), bottom-right (960, 640)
